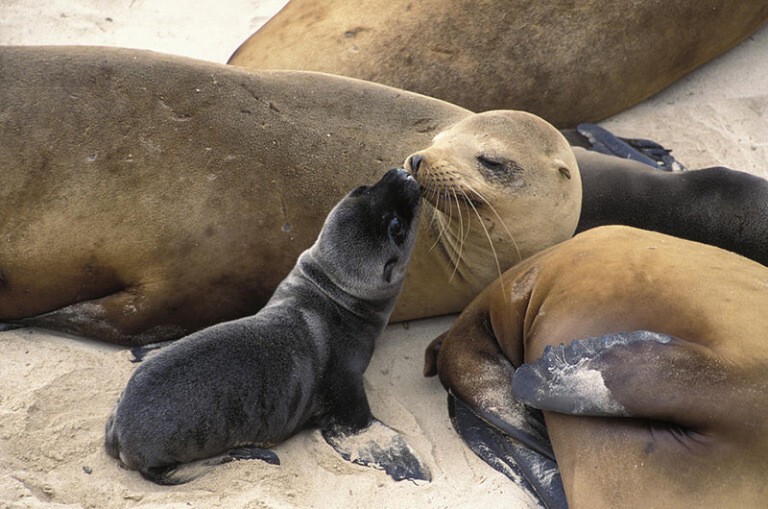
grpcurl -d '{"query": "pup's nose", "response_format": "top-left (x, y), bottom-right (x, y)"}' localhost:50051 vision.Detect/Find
top-left (408, 154), bottom-right (424, 175)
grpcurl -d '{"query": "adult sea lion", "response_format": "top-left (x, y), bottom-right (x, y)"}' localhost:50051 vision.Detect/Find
top-left (228, 0), bottom-right (768, 127)
top-left (0, 46), bottom-right (579, 345)
top-left (567, 123), bottom-right (768, 267)
top-left (425, 226), bottom-right (768, 508)
top-left (106, 168), bottom-right (429, 484)
top-left (575, 149), bottom-right (768, 266)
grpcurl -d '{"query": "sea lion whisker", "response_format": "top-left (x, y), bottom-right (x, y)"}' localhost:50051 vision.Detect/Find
top-left (421, 182), bottom-right (439, 219)
top-left (449, 188), bottom-right (467, 281)
top-left (463, 182), bottom-right (523, 263)
top-left (443, 183), bottom-right (456, 253)
top-left (426, 185), bottom-right (449, 252)
top-left (459, 188), bottom-right (504, 288)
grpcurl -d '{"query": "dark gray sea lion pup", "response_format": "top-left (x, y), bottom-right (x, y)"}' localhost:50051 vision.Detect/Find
top-left (105, 169), bottom-right (429, 484)
top-left (425, 226), bottom-right (768, 508)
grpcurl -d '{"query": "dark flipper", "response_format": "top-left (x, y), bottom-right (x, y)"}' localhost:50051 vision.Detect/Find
top-left (424, 311), bottom-right (564, 506)
top-left (139, 446), bottom-right (280, 485)
top-left (322, 419), bottom-right (430, 482)
top-left (450, 394), bottom-right (566, 509)
top-left (129, 340), bottom-right (176, 362)
top-left (564, 123), bottom-right (686, 172)
top-left (513, 331), bottom-right (732, 428)
top-left (0, 322), bottom-right (25, 332)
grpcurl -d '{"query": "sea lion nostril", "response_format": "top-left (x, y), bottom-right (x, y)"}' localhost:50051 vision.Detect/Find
top-left (409, 154), bottom-right (424, 174)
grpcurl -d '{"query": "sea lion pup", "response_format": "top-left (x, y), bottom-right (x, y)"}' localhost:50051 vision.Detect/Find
top-left (105, 169), bottom-right (429, 484)
top-left (425, 226), bottom-right (768, 508)
top-left (228, 0), bottom-right (768, 127)
top-left (0, 46), bottom-right (580, 345)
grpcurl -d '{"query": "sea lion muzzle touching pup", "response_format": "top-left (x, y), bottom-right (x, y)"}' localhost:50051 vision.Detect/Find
top-left (105, 169), bottom-right (430, 485)
top-left (1, 46), bottom-right (581, 345)
top-left (425, 225), bottom-right (768, 508)
top-left (401, 110), bottom-right (581, 317)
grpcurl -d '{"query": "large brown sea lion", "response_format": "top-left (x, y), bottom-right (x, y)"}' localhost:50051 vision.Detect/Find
top-left (0, 46), bottom-right (580, 345)
top-left (425, 225), bottom-right (768, 508)
top-left (4, 46), bottom-right (767, 347)
top-left (228, 0), bottom-right (768, 127)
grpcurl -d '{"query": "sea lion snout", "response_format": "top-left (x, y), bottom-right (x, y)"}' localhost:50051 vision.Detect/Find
top-left (377, 167), bottom-right (421, 213)
top-left (406, 154), bottom-right (424, 175)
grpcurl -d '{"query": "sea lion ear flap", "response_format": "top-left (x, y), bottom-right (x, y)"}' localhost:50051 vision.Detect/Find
top-left (424, 333), bottom-right (447, 377)
top-left (551, 157), bottom-right (573, 179)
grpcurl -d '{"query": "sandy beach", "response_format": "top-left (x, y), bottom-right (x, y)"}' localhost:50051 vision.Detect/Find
top-left (1, 1), bottom-right (766, 508)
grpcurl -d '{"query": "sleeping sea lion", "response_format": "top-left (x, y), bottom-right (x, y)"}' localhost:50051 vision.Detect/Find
top-left (0, 46), bottom-right (579, 345)
top-left (425, 225), bottom-right (768, 508)
top-left (228, 0), bottom-right (768, 127)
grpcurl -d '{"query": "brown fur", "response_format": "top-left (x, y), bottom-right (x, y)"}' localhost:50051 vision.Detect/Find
top-left (0, 46), bottom-right (579, 345)
top-left (429, 226), bottom-right (768, 508)
top-left (229, 0), bottom-right (768, 127)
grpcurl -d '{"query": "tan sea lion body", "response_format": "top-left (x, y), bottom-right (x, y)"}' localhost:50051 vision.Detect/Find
top-left (228, 0), bottom-right (768, 127)
top-left (426, 225), bottom-right (768, 508)
top-left (0, 46), bottom-right (580, 345)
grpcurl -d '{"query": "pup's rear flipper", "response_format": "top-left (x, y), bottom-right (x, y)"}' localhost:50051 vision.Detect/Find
top-left (139, 447), bottom-right (280, 485)
top-left (129, 340), bottom-right (176, 362)
top-left (450, 393), bottom-right (566, 509)
top-left (323, 419), bottom-right (431, 482)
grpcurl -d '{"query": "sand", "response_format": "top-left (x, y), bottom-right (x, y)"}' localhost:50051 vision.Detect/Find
top-left (1, 1), bottom-right (767, 508)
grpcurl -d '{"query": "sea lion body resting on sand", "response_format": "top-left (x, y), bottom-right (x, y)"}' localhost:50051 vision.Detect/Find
top-left (228, 0), bottom-right (768, 127)
top-left (0, 46), bottom-right (580, 345)
top-left (106, 169), bottom-right (429, 484)
top-left (574, 149), bottom-right (768, 266)
top-left (425, 226), bottom-right (768, 508)
top-left (566, 122), bottom-right (768, 267)
top-left (3, 46), bottom-right (767, 346)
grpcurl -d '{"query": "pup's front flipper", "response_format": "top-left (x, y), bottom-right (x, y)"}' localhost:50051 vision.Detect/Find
top-left (323, 419), bottom-right (430, 482)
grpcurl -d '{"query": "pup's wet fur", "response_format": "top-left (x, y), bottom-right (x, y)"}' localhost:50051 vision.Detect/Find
top-left (105, 168), bottom-right (429, 484)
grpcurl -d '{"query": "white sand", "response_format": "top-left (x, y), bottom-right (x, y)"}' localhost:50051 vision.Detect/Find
top-left (1, 2), bottom-right (766, 508)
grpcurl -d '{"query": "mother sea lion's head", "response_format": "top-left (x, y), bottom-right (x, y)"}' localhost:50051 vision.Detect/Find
top-left (405, 110), bottom-right (581, 286)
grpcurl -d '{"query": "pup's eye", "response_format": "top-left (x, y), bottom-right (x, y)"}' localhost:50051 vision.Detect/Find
top-left (350, 185), bottom-right (368, 196)
top-left (477, 155), bottom-right (506, 172)
top-left (388, 216), bottom-right (405, 245)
